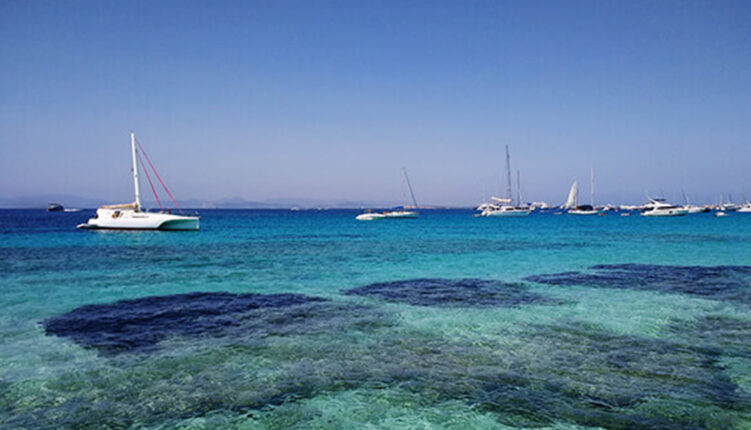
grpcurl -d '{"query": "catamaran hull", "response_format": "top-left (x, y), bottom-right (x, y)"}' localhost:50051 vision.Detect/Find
top-left (78, 213), bottom-right (200, 230)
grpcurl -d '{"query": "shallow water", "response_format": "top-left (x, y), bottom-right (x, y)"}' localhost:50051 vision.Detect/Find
top-left (1, 209), bottom-right (751, 429)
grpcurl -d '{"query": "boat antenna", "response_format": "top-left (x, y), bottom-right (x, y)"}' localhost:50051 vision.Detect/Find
top-left (130, 131), bottom-right (141, 211)
top-left (505, 145), bottom-right (513, 203)
top-left (402, 167), bottom-right (418, 209)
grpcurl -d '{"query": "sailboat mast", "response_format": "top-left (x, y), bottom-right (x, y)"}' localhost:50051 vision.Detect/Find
top-left (516, 170), bottom-right (522, 207)
top-left (505, 145), bottom-right (512, 202)
top-left (130, 131), bottom-right (141, 210)
top-left (590, 166), bottom-right (594, 207)
top-left (403, 167), bottom-right (418, 209)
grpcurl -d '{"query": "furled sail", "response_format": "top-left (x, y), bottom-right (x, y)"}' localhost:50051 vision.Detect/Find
top-left (563, 181), bottom-right (578, 209)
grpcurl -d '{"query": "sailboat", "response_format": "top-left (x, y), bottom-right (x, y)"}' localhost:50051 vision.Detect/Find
top-left (356, 168), bottom-right (419, 220)
top-left (681, 190), bottom-right (710, 214)
top-left (479, 145), bottom-right (530, 217)
top-left (567, 167), bottom-right (603, 215)
top-left (77, 132), bottom-right (200, 230)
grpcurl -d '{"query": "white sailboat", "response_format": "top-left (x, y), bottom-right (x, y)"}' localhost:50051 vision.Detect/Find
top-left (479, 145), bottom-right (530, 217)
top-left (77, 132), bottom-right (200, 230)
top-left (356, 168), bottom-right (419, 220)
top-left (562, 180), bottom-right (578, 210)
top-left (568, 167), bottom-right (603, 215)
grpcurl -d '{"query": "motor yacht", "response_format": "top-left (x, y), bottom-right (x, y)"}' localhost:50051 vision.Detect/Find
top-left (640, 199), bottom-right (688, 217)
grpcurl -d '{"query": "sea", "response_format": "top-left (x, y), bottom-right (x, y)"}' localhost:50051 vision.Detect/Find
top-left (1, 208), bottom-right (750, 429)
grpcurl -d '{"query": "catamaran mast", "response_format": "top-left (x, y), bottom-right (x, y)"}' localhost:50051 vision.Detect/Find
top-left (505, 145), bottom-right (513, 203)
top-left (403, 167), bottom-right (418, 209)
top-left (130, 131), bottom-right (141, 210)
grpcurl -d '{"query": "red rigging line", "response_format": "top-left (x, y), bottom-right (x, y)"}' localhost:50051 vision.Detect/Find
top-left (136, 150), bottom-right (163, 210)
top-left (134, 137), bottom-right (184, 214)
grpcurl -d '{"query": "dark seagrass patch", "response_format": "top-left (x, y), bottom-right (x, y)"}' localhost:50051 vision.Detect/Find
top-left (526, 264), bottom-right (751, 303)
top-left (344, 278), bottom-right (555, 307)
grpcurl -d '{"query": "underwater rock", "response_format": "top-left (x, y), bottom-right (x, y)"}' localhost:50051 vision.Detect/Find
top-left (343, 278), bottom-right (553, 307)
top-left (526, 264), bottom-right (751, 304)
top-left (25, 290), bottom-right (751, 429)
top-left (43, 292), bottom-right (365, 355)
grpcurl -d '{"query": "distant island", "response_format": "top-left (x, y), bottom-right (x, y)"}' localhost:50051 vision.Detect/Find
top-left (0, 195), bottom-right (466, 210)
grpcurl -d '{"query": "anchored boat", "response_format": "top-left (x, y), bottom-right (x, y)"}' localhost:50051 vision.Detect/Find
top-left (77, 132), bottom-right (199, 230)
top-left (479, 145), bottom-right (531, 217)
top-left (356, 168), bottom-right (419, 221)
top-left (640, 198), bottom-right (688, 217)
top-left (566, 167), bottom-right (603, 215)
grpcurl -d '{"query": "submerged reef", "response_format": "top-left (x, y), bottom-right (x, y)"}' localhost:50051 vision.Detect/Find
top-left (21, 285), bottom-right (751, 429)
top-left (526, 264), bottom-right (751, 304)
top-left (43, 292), bottom-right (381, 355)
top-left (343, 278), bottom-right (553, 307)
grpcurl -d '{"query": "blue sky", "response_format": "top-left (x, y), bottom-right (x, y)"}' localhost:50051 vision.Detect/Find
top-left (1, 0), bottom-right (750, 206)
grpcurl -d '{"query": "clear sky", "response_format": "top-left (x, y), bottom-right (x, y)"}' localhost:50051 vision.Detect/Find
top-left (1, 0), bottom-right (750, 206)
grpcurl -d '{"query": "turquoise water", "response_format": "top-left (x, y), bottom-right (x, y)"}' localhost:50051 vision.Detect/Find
top-left (2, 209), bottom-right (751, 429)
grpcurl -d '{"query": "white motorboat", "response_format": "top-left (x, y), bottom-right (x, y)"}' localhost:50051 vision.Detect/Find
top-left (715, 211), bottom-right (730, 217)
top-left (737, 203), bottom-right (751, 213)
top-left (77, 132), bottom-right (199, 231)
top-left (640, 199), bottom-right (688, 217)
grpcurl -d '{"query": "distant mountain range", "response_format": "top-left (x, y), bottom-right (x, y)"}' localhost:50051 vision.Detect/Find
top-left (0, 195), bottom-right (449, 209)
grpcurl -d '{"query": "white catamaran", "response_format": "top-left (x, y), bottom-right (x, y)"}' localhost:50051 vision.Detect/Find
top-left (77, 132), bottom-right (200, 230)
